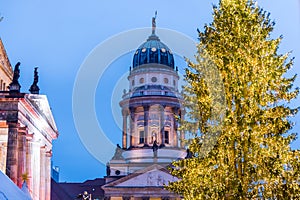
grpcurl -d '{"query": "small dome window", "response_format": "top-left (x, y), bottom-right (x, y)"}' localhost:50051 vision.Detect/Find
top-left (135, 50), bottom-right (139, 55)
top-left (151, 47), bottom-right (157, 52)
top-left (139, 78), bottom-right (144, 84)
top-left (161, 48), bottom-right (166, 53)
top-left (151, 77), bottom-right (157, 82)
top-left (132, 80), bottom-right (135, 86)
top-left (142, 48), bottom-right (147, 53)
top-left (164, 78), bottom-right (169, 84)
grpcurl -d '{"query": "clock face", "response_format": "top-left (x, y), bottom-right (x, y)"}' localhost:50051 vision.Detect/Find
top-left (151, 47), bottom-right (157, 52)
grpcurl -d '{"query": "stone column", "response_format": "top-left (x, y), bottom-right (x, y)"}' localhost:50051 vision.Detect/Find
top-left (45, 150), bottom-right (52, 200)
top-left (143, 105), bottom-right (149, 144)
top-left (26, 136), bottom-right (33, 196)
top-left (180, 110), bottom-right (185, 148)
top-left (0, 121), bottom-right (8, 173)
top-left (31, 141), bottom-right (40, 199)
top-left (129, 107), bottom-right (135, 146)
top-left (160, 105), bottom-right (165, 144)
top-left (39, 146), bottom-right (46, 200)
top-left (6, 122), bottom-right (19, 184)
top-left (122, 109), bottom-right (128, 149)
top-left (172, 107), bottom-right (179, 147)
top-left (17, 126), bottom-right (27, 187)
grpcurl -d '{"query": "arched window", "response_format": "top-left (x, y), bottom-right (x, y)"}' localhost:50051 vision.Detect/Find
top-left (150, 47), bottom-right (158, 63)
top-left (139, 78), bottom-right (144, 84)
top-left (139, 130), bottom-right (145, 144)
top-left (151, 131), bottom-right (157, 143)
top-left (164, 131), bottom-right (169, 144)
top-left (139, 49), bottom-right (147, 65)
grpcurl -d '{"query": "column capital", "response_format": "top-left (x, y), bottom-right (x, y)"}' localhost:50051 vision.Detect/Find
top-left (143, 105), bottom-right (150, 111)
top-left (25, 133), bottom-right (34, 141)
top-left (46, 150), bottom-right (52, 157)
top-left (121, 108), bottom-right (129, 116)
top-left (18, 126), bottom-right (28, 135)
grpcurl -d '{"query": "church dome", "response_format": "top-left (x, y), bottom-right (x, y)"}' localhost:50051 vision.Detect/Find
top-left (132, 33), bottom-right (174, 69)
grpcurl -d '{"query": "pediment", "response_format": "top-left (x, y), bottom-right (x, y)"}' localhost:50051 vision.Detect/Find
top-left (105, 164), bottom-right (178, 188)
top-left (26, 94), bottom-right (58, 133)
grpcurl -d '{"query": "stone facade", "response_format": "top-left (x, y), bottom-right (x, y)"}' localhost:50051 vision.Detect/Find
top-left (0, 39), bottom-right (58, 200)
top-left (0, 39), bottom-right (13, 92)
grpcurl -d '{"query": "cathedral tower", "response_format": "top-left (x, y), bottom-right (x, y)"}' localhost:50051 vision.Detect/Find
top-left (108, 15), bottom-right (186, 178)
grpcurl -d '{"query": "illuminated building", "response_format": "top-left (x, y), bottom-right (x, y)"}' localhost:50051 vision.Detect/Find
top-left (0, 38), bottom-right (59, 200)
top-left (101, 16), bottom-right (186, 200)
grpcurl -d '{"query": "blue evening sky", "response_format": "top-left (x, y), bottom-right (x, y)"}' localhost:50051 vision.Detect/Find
top-left (0, 1), bottom-right (299, 182)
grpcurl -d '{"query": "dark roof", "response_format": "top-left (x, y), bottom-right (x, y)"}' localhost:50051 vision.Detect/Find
top-left (132, 34), bottom-right (174, 69)
top-left (51, 178), bottom-right (105, 200)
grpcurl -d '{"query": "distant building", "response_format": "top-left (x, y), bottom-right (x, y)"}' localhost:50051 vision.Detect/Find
top-left (0, 38), bottom-right (59, 200)
top-left (51, 161), bottom-right (60, 182)
top-left (51, 178), bottom-right (105, 200)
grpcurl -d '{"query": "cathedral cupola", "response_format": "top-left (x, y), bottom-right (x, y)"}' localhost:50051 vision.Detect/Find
top-left (132, 12), bottom-right (174, 69)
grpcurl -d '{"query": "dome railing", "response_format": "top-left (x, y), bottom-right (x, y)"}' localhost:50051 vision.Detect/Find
top-left (122, 88), bottom-right (182, 99)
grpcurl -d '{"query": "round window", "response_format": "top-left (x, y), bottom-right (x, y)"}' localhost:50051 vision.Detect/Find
top-left (151, 77), bottom-right (157, 82)
top-left (139, 78), bottom-right (144, 84)
top-left (151, 47), bottom-right (157, 52)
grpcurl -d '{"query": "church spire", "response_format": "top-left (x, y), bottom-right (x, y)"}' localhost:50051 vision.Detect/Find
top-left (152, 11), bottom-right (157, 35)
top-left (9, 62), bottom-right (21, 93)
top-left (29, 67), bottom-right (40, 94)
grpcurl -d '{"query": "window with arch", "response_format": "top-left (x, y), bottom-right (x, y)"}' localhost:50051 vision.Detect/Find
top-left (164, 78), bottom-right (169, 84)
top-left (139, 130), bottom-right (145, 144)
top-left (139, 77), bottom-right (144, 84)
top-left (151, 131), bottom-right (157, 143)
top-left (164, 131), bottom-right (169, 144)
